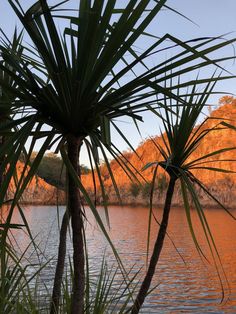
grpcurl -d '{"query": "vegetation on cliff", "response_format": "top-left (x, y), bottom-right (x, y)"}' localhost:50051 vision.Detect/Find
top-left (30, 152), bottom-right (90, 190)
top-left (131, 88), bottom-right (236, 313)
top-left (81, 97), bottom-right (236, 208)
top-left (0, 1), bottom-right (236, 313)
top-left (11, 97), bottom-right (236, 207)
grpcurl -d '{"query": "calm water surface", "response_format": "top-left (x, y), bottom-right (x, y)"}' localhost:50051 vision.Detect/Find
top-left (9, 205), bottom-right (236, 313)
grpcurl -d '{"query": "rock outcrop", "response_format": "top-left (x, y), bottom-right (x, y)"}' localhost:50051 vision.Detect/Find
top-left (81, 99), bottom-right (236, 208)
top-left (7, 162), bottom-right (65, 205)
top-left (10, 98), bottom-right (236, 208)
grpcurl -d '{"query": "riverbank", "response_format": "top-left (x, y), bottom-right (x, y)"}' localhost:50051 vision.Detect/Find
top-left (16, 181), bottom-right (236, 210)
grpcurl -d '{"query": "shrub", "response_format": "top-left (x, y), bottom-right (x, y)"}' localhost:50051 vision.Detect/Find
top-left (130, 183), bottom-right (140, 197)
top-left (157, 174), bottom-right (168, 193)
top-left (141, 182), bottom-right (151, 198)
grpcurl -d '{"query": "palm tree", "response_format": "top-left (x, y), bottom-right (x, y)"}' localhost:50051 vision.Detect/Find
top-left (0, 1), bottom-right (235, 313)
top-left (131, 81), bottom-right (236, 313)
top-left (0, 29), bottom-right (23, 186)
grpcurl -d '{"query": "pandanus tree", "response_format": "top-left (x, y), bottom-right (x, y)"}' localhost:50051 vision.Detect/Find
top-left (0, 0), bottom-right (235, 313)
top-left (0, 30), bottom-right (23, 186)
top-left (131, 81), bottom-right (236, 313)
top-left (0, 31), bottom-right (27, 310)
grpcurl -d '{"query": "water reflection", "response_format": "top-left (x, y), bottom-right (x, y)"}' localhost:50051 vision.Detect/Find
top-left (1, 205), bottom-right (236, 313)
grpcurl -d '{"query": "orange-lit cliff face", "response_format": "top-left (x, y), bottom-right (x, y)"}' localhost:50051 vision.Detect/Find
top-left (81, 98), bottom-right (236, 207)
top-left (7, 162), bottom-right (65, 205)
top-left (10, 97), bottom-right (236, 207)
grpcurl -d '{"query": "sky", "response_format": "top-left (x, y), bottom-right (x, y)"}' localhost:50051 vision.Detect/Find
top-left (0, 0), bottom-right (236, 166)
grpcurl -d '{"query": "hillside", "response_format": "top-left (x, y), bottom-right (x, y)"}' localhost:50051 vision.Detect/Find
top-left (81, 97), bottom-right (236, 208)
top-left (30, 152), bottom-right (90, 190)
top-left (12, 97), bottom-right (236, 207)
top-left (7, 162), bottom-right (65, 205)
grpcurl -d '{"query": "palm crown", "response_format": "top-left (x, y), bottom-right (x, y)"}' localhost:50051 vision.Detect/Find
top-left (0, 1), bottom-right (236, 313)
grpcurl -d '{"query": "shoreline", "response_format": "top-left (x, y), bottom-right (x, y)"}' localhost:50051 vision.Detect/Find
top-left (17, 200), bottom-right (236, 210)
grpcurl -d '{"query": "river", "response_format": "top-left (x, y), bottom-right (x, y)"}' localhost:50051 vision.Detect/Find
top-left (7, 205), bottom-right (236, 313)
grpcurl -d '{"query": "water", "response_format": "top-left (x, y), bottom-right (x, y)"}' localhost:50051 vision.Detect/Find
top-left (6, 205), bottom-right (236, 313)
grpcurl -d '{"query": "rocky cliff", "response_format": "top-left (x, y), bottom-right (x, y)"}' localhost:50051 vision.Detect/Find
top-left (81, 98), bottom-right (236, 208)
top-left (12, 97), bottom-right (236, 208)
top-left (7, 162), bottom-right (65, 205)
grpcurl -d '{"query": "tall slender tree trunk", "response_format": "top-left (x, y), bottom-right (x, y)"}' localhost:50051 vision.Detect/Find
top-left (131, 176), bottom-right (176, 314)
top-left (0, 134), bottom-right (5, 314)
top-left (50, 209), bottom-right (70, 314)
top-left (67, 135), bottom-right (85, 314)
top-left (0, 135), bottom-right (5, 187)
top-left (50, 136), bottom-right (84, 314)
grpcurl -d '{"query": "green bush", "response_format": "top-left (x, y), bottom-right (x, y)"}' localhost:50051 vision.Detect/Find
top-left (157, 174), bottom-right (168, 193)
top-left (30, 152), bottom-right (90, 189)
top-left (141, 182), bottom-right (151, 198)
top-left (129, 183), bottom-right (140, 197)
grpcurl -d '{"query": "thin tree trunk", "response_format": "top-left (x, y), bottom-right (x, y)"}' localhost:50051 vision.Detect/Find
top-left (131, 176), bottom-right (176, 314)
top-left (0, 135), bottom-right (5, 187)
top-left (67, 135), bottom-right (85, 314)
top-left (50, 209), bottom-right (70, 314)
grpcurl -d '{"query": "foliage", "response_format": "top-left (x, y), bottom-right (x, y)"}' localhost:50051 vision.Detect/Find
top-left (131, 174), bottom-right (167, 199)
top-left (141, 182), bottom-right (152, 198)
top-left (0, 229), bottom-right (137, 314)
top-left (157, 174), bottom-right (168, 193)
top-left (0, 218), bottom-right (48, 314)
top-left (219, 95), bottom-right (236, 106)
top-left (130, 183), bottom-right (141, 198)
top-left (131, 81), bottom-right (236, 313)
top-left (33, 153), bottom-right (66, 189)
top-left (29, 152), bottom-right (90, 189)
top-left (0, 1), bottom-right (235, 313)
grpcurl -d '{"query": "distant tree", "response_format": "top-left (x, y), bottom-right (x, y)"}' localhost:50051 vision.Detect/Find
top-left (157, 173), bottom-right (168, 193)
top-left (29, 152), bottom-right (90, 189)
top-left (32, 152), bottom-right (66, 188)
top-left (219, 96), bottom-right (236, 106)
top-left (142, 182), bottom-right (152, 198)
top-left (0, 1), bottom-right (235, 314)
top-left (130, 183), bottom-right (140, 197)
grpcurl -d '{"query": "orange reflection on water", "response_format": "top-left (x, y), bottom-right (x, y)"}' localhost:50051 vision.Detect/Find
top-left (1, 204), bottom-right (235, 312)
top-left (92, 206), bottom-right (236, 312)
